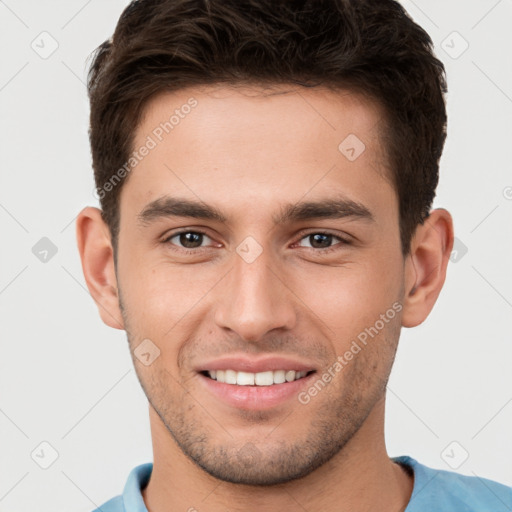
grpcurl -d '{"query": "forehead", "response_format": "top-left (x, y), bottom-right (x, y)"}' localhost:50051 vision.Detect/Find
top-left (136, 83), bottom-right (388, 159)
top-left (123, 83), bottom-right (395, 226)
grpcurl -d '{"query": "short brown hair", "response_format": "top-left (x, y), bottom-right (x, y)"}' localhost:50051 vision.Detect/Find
top-left (87, 0), bottom-right (447, 256)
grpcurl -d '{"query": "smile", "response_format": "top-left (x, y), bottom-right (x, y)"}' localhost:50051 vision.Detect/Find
top-left (203, 369), bottom-right (313, 386)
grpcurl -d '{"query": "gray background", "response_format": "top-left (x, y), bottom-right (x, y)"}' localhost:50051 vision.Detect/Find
top-left (0, 1), bottom-right (511, 510)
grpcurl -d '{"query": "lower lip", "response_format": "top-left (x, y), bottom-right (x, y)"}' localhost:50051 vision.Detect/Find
top-left (198, 372), bottom-right (316, 410)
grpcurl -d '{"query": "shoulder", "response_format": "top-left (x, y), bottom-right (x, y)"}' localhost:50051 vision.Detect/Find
top-left (90, 462), bottom-right (153, 512)
top-left (91, 495), bottom-right (124, 512)
top-left (394, 455), bottom-right (512, 512)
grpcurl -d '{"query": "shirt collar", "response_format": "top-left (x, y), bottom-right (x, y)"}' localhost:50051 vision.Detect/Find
top-left (123, 462), bottom-right (152, 512)
top-left (123, 457), bottom-right (421, 511)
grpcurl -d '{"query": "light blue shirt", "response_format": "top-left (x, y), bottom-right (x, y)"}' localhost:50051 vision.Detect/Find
top-left (92, 455), bottom-right (512, 511)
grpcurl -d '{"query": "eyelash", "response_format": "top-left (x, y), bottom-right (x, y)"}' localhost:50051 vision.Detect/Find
top-left (162, 229), bottom-right (351, 255)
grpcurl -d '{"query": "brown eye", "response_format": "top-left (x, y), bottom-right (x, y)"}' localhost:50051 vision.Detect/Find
top-left (297, 232), bottom-right (347, 250)
top-left (308, 233), bottom-right (333, 249)
top-left (164, 230), bottom-right (213, 250)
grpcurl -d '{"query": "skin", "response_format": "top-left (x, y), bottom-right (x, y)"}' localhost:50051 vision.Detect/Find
top-left (77, 84), bottom-right (453, 512)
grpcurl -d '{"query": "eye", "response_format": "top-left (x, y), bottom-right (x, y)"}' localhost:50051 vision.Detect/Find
top-left (161, 229), bottom-right (351, 255)
top-left (295, 232), bottom-right (350, 251)
top-left (163, 230), bottom-right (215, 251)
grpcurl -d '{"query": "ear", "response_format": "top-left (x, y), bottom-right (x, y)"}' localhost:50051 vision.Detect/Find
top-left (76, 207), bottom-right (124, 330)
top-left (401, 208), bottom-right (454, 328)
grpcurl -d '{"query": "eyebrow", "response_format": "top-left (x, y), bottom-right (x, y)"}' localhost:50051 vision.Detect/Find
top-left (137, 195), bottom-right (375, 226)
top-left (274, 197), bottom-right (374, 224)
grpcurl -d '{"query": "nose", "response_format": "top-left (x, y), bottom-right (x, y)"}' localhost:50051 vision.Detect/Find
top-left (214, 246), bottom-right (297, 342)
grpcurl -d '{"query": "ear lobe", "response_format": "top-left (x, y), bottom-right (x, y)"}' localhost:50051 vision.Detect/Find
top-left (76, 206), bottom-right (124, 330)
top-left (401, 208), bottom-right (454, 328)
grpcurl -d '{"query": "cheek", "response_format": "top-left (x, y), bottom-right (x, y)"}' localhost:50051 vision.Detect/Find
top-left (294, 257), bottom-right (402, 332)
top-left (118, 256), bottom-right (220, 338)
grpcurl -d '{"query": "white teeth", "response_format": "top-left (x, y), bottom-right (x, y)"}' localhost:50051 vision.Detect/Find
top-left (237, 371), bottom-right (255, 385)
top-left (255, 371), bottom-right (273, 386)
top-left (225, 369), bottom-right (237, 384)
top-left (285, 370), bottom-right (296, 382)
top-left (273, 370), bottom-right (286, 384)
top-left (206, 369), bottom-right (311, 385)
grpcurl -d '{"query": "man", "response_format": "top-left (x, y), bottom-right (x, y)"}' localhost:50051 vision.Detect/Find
top-left (77, 0), bottom-right (512, 510)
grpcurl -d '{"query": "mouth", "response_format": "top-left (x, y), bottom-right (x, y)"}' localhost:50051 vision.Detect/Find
top-left (200, 369), bottom-right (315, 386)
top-left (197, 366), bottom-right (318, 410)
top-left (195, 355), bottom-right (319, 410)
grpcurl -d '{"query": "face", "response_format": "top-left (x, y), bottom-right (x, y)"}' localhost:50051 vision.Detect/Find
top-left (115, 84), bottom-right (406, 485)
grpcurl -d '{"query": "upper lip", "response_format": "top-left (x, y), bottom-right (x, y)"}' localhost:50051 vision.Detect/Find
top-left (195, 355), bottom-right (317, 374)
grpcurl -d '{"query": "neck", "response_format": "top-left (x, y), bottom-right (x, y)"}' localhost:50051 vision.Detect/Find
top-left (141, 399), bottom-right (413, 512)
